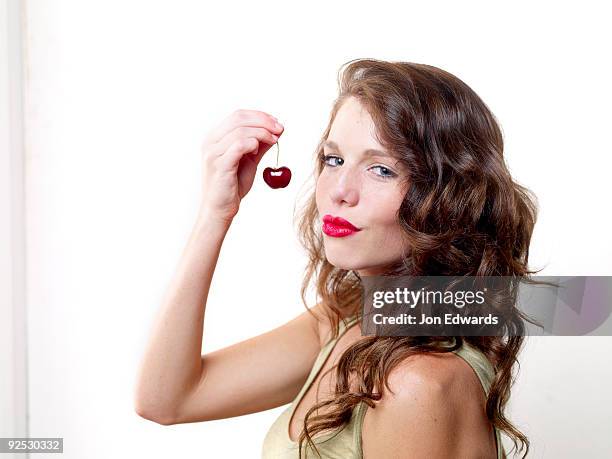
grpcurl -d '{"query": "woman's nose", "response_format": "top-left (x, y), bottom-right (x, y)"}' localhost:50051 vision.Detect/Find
top-left (329, 169), bottom-right (360, 206)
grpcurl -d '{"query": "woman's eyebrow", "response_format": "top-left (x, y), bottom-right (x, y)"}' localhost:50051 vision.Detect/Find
top-left (323, 139), bottom-right (391, 158)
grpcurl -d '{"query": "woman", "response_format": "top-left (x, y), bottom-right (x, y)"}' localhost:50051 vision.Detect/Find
top-left (134, 58), bottom-right (536, 458)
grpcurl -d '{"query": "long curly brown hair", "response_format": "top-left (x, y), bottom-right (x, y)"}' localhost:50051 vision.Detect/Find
top-left (292, 58), bottom-right (539, 458)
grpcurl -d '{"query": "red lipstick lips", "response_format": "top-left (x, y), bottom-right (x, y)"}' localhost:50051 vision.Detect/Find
top-left (322, 214), bottom-right (361, 237)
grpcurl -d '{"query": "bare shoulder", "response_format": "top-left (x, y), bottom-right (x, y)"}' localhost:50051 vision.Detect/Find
top-left (361, 350), bottom-right (496, 458)
top-left (386, 349), bottom-right (486, 398)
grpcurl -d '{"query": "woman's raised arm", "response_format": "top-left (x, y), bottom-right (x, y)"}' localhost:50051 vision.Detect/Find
top-left (134, 110), bottom-right (324, 424)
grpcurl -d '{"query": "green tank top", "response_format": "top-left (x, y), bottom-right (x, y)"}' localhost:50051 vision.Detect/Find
top-left (261, 314), bottom-right (505, 458)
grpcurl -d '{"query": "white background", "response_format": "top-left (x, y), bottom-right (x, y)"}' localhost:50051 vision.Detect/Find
top-left (2, 0), bottom-right (612, 457)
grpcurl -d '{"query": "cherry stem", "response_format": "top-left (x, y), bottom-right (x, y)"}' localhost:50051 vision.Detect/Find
top-left (275, 139), bottom-right (280, 168)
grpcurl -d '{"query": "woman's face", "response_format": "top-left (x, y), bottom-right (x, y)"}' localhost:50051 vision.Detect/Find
top-left (315, 96), bottom-right (409, 277)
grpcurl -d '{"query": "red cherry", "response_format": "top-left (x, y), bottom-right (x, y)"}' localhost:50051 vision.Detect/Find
top-left (263, 167), bottom-right (291, 188)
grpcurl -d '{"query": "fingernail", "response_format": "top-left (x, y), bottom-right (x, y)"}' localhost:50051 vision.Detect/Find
top-left (275, 122), bottom-right (283, 130)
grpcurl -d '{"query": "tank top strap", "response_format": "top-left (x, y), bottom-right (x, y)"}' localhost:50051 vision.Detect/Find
top-left (338, 313), bottom-right (361, 335)
top-left (320, 314), bottom-right (360, 359)
top-left (449, 337), bottom-right (496, 395)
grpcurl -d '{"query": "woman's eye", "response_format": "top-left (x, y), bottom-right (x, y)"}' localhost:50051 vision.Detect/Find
top-left (319, 154), bottom-right (397, 180)
top-left (321, 154), bottom-right (343, 167)
top-left (371, 165), bottom-right (396, 179)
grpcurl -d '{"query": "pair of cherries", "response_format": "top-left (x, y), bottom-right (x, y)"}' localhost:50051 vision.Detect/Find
top-left (263, 137), bottom-right (291, 189)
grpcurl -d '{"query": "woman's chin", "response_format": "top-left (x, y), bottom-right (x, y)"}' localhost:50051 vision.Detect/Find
top-left (324, 253), bottom-right (360, 271)
top-left (324, 254), bottom-right (389, 276)
top-left (324, 253), bottom-right (372, 272)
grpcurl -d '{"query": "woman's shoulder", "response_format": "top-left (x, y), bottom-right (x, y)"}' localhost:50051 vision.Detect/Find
top-left (360, 348), bottom-right (495, 457)
top-left (386, 348), bottom-right (485, 398)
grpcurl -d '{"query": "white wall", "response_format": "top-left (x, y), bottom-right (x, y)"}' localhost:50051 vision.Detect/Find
top-left (12, 0), bottom-right (612, 457)
top-left (1, 2), bottom-right (27, 459)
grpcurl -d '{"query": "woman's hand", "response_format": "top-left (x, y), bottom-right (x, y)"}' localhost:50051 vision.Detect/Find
top-left (198, 109), bottom-right (284, 224)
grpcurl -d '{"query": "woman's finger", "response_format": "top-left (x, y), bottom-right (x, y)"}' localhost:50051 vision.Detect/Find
top-left (205, 109), bottom-right (282, 145)
top-left (216, 126), bottom-right (279, 157)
